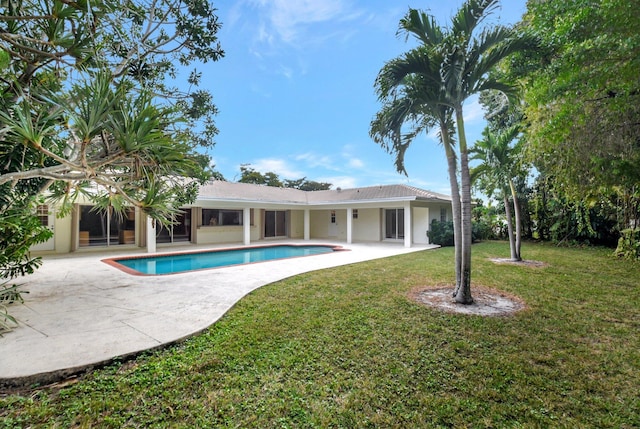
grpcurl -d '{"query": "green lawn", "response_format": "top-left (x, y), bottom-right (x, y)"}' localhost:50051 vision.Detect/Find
top-left (2, 242), bottom-right (639, 428)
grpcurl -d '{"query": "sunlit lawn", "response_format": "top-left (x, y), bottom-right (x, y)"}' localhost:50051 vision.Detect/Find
top-left (1, 242), bottom-right (639, 428)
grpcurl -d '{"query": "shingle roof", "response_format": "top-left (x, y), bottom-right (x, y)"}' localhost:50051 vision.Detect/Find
top-left (306, 184), bottom-right (451, 203)
top-left (197, 181), bottom-right (451, 205)
top-left (197, 181), bottom-right (308, 204)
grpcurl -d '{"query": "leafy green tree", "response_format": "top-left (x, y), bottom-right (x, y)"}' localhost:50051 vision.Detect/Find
top-left (238, 165), bottom-right (283, 187)
top-left (515, 0), bottom-right (640, 238)
top-left (286, 178), bottom-right (332, 191)
top-left (471, 125), bottom-right (526, 260)
top-left (372, 0), bottom-right (533, 303)
top-left (0, 1), bottom-right (223, 284)
top-left (238, 166), bottom-right (331, 190)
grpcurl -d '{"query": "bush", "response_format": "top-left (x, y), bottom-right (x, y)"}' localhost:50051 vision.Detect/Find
top-left (614, 228), bottom-right (640, 260)
top-left (472, 220), bottom-right (496, 241)
top-left (427, 219), bottom-right (454, 246)
top-left (1, 282), bottom-right (27, 334)
top-left (428, 219), bottom-right (496, 246)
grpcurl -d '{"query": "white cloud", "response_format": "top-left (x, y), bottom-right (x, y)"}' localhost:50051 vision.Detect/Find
top-left (294, 152), bottom-right (338, 171)
top-left (243, 0), bottom-right (363, 48)
top-left (463, 95), bottom-right (485, 124)
top-left (263, 0), bottom-right (350, 43)
top-left (347, 158), bottom-right (364, 169)
top-left (247, 158), bottom-right (304, 179)
top-left (318, 175), bottom-right (359, 189)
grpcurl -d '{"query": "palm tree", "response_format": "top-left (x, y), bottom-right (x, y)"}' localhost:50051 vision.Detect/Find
top-left (372, 0), bottom-right (534, 303)
top-left (471, 126), bottom-right (524, 260)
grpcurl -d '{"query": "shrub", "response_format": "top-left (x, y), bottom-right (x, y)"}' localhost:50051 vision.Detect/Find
top-left (0, 282), bottom-right (27, 334)
top-left (614, 228), bottom-right (640, 260)
top-left (428, 219), bottom-right (497, 246)
top-left (427, 219), bottom-right (454, 246)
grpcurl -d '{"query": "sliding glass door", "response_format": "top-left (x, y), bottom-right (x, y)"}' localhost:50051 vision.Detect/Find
top-left (79, 205), bottom-right (135, 247)
top-left (385, 208), bottom-right (405, 240)
top-left (264, 210), bottom-right (287, 238)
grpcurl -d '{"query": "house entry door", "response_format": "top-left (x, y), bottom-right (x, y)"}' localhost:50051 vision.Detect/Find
top-left (328, 210), bottom-right (338, 237)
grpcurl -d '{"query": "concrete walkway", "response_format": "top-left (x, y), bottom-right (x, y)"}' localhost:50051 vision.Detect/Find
top-left (0, 241), bottom-right (437, 388)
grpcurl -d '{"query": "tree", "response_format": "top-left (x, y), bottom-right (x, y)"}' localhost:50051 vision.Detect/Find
top-left (515, 0), bottom-right (640, 238)
top-left (371, 46), bottom-right (464, 295)
top-left (238, 165), bottom-right (283, 187)
top-left (286, 178), bottom-right (332, 191)
top-left (238, 166), bottom-right (332, 190)
top-left (372, 0), bottom-right (533, 303)
top-left (471, 125), bottom-right (525, 260)
top-left (0, 1), bottom-right (224, 281)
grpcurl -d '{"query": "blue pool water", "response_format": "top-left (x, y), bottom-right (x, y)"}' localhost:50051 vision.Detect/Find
top-left (109, 245), bottom-right (337, 275)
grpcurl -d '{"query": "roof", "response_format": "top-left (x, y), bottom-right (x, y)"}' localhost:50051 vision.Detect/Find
top-left (196, 181), bottom-right (451, 206)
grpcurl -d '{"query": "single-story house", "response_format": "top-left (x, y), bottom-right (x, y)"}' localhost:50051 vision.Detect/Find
top-left (31, 181), bottom-right (452, 254)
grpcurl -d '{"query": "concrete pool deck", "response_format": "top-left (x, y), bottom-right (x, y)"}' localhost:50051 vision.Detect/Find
top-left (0, 241), bottom-right (438, 388)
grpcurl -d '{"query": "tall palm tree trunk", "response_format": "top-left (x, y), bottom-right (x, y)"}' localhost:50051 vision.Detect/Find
top-left (454, 109), bottom-right (473, 304)
top-left (441, 125), bottom-right (462, 290)
top-left (509, 179), bottom-right (522, 261)
top-left (503, 191), bottom-right (517, 260)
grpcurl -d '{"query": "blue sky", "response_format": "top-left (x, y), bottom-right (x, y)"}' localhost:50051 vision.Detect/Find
top-left (202, 0), bottom-right (527, 194)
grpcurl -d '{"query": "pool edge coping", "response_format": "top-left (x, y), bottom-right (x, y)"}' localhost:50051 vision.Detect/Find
top-left (101, 243), bottom-right (349, 276)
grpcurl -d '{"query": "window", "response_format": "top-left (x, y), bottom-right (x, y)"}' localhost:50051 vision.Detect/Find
top-left (352, 209), bottom-right (358, 219)
top-left (440, 207), bottom-right (447, 222)
top-left (202, 209), bottom-right (243, 226)
top-left (36, 205), bottom-right (49, 227)
top-left (330, 210), bottom-right (336, 224)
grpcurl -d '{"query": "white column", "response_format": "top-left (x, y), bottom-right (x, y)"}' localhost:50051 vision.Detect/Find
top-left (404, 202), bottom-right (412, 248)
top-left (346, 207), bottom-right (353, 244)
top-left (426, 207), bottom-right (430, 244)
top-left (146, 215), bottom-right (157, 253)
top-left (243, 208), bottom-right (251, 245)
top-left (304, 209), bottom-right (310, 241)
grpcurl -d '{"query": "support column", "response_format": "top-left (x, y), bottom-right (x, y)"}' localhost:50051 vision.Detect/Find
top-left (346, 207), bottom-right (353, 244)
top-left (404, 202), bottom-right (412, 248)
top-left (304, 209), bottom-right (310, 241)
top-left (243, 208), bottom-right (251, 245)
top-left (146, 215), bottom-right (157, 253)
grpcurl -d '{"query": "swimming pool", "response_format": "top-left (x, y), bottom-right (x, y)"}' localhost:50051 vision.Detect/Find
top-left (103, 244), bottom-right (344, 275)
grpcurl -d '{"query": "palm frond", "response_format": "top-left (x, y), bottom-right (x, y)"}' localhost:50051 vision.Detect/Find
top-left (399, 8), bottom-right (444, 46)
top-left (451, 0), bottom-right (499, 40)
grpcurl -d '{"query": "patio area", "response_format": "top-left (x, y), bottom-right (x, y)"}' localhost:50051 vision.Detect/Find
top-left (1, 241), bottom-right (437, 388)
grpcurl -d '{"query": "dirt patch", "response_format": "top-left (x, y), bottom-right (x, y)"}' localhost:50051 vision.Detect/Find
top-left (489, 258), bottom-right (548, 268)
top-left (410, 285), bottom-right (526, 317)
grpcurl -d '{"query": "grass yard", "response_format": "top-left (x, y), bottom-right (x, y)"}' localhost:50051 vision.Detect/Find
top-left (1, 242), bottom-right (639, 428)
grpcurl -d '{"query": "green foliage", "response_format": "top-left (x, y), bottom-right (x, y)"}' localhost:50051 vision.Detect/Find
top-left (428, 219), bottom-right (455, 246)
top-left (614, 228), bottom-right (640, 260)
top-left (2, 243), bottom-right (639, 427)
top-left (0, 192), bottom-right (51, 280)
top-left (515, 0), bottom-right (640, 234)
top-left (238, 165), bottom-right (332, 190)
top-left (529, 177), bottom-right (619, 247)
top-left (0, 0), bottom-right (224, 281)
top-left (0, 282), bottom-right (27, 334)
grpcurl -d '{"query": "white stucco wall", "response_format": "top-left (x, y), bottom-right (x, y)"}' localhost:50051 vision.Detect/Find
top-left (288, 210), bottom-right (304, 239)
top-left (352, 208), bottom-right (381, 242)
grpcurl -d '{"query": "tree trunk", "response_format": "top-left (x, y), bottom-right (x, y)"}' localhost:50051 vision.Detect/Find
top-left (441, 124), bottom-right (462, 292)
top-left (509, 179), bottom-right (522, 261)
top-left (503, 192), bottom-right (517, 260)
top-left (454, 108), bottom-right (473, 304)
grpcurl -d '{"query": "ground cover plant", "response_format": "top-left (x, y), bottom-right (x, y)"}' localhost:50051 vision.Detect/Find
top-left (1, 242), bottom-right (638, 428)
